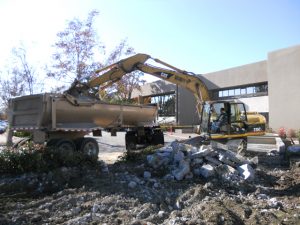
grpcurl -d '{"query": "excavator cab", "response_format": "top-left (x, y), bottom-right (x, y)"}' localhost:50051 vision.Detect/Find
top-left (201, 101), bottom-right (250, 138)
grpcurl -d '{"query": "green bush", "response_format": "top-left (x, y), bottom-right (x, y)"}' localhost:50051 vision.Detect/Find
top-left (0, 146), bottom-right (48, 174)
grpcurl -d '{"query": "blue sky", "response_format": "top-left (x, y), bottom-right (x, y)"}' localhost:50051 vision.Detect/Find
top-left (0, 0), bottom-right (299, 82)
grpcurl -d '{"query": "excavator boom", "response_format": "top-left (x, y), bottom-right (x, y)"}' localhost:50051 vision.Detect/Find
top-left (74, 53), bottom-right (210, 117)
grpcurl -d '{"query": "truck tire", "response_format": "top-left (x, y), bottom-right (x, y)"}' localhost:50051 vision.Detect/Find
top-left (78, 138), bottom-right (99, 162)
top-left (47, 139), bottom-right (76, 165)
top-left (126, 131), bottom-right (137, 151)
top-left (151, 131), bottom-right (164, 145)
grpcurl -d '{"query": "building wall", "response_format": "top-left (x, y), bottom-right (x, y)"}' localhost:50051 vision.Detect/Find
top-left (267, 45), bottom-right (300, 131)
top-left (177, 87), bottom-right (199, 125)
top-left (202, 60), bottom-right (267, 90)
top-left (237, 96), bottom-right (269, 113)
top-left (131, 80), bottom-right (176, 98)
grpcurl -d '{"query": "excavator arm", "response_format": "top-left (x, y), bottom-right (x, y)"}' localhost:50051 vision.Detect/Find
top-left (66, 53), bottom-right (210, 116)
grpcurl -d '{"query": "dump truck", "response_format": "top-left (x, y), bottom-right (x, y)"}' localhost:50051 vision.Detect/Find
top-left (7, 93), bottom-right (164, 160)
top-left (8, 53), bottom-right (266, 160)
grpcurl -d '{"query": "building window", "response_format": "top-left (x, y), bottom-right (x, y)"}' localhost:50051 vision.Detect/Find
top-left (214, 83), bottom-right (268, 100)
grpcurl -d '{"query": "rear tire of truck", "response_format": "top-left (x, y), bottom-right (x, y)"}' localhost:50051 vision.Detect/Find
top-left (78, 138), bottom-right (99, 162)
top-left (47, 139), bottom-right (76, 165)
top-left (126, 131), bottom-right (137, 151)
top-left (151, 130), bottom-right (164, 145)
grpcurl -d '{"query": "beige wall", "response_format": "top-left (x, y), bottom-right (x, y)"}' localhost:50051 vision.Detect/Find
top-left (268, 45), bottom-right (300, 131)
top-left (238, 96), bottom-right (269, 112)
top-left (131, 80), bottom-right (175, 98)
top-left (203, 60), bottom-right (267, 89)
top-left (177, 87), bottom-right (199, 125)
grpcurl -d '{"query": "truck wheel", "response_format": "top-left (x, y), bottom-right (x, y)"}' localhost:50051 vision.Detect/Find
top-left (49, 139), bottom-right (76, 165)
top-left (126, 132), bottom-right (137, 151)
top-left (79, 138), bottom-right (99, 162)
top-left (151, 131), bottom-right (164, 145)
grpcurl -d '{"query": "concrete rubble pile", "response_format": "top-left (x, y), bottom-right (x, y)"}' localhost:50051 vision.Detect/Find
top-left (147, 141), bottom-right (256, 182)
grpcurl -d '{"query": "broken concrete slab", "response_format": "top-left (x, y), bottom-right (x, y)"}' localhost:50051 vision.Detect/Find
top-left (205, 156), bottom-right (222, 166)
top-left (190, 146), bottom-right (214, 158)
top-left (238, 164), bottom-right (255, 181)
top-left (199, 164), bottom-right (215, 178)
top-left (172, 160), bottom-right (190, 181)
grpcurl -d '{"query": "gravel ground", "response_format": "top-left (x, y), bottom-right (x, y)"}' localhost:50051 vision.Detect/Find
top-left (0, 132), bottom-right (299, 225)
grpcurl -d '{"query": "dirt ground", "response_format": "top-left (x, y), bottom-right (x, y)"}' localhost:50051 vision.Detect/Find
top-left (0, 132), bottom-right (299, 225)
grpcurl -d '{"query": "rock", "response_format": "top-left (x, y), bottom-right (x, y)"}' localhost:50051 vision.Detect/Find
top-left (128, 181), bottom-right (137, 188)
top-left (205, 156), bottom-right (222, 166)
top-left (170, 141), bottom-right (186, 152)
top-left (185, 172), bottom-right (193, 179)
top-left (92, 203), bottom-right (100, 213)
top-left (153, 182), bottom-right (160, 188)
top-left (143, 171), bottom-right (151, 180)
top-left (238, 164), bottom-right (255, 181)
top-left (158, 210), bottom-right (166, 218)
top-left (191, 145), bottom-right (214, 158)
top-left (163, 174), bottom-right (175, 180)
top-left (191, 157), bottom-right (203, 166)
top-left (268, 197), bottom-right (284, 209)
top-left (173, 150), bottom-right (185, 163)
top-left (31, 214), bottom-right (42, 223)
top-left (257, 193), bottom-right (269, 200)
top-left (193, 168), bottom-right (201, 176)
top-left (136, 208), bottom-right (150, 219)
top-left (218, 154), bottom-right (236, 167)
top-left (172, 160), bottom-right (190, 181)
top-left (199, 164), bottom-right (215, 178)
top-left (71, 206), bottom-right (81, 215)
top-left (215, 164), bottom-right (238, 180)
top-left (147, 154), bottom-right (170, 169)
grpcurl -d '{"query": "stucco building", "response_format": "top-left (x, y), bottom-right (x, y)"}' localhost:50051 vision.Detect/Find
top-left (132, 45), bottom-right (300, 131)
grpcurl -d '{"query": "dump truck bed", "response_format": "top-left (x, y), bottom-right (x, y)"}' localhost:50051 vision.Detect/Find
top-left (9, 93), bottom-right (158, 132)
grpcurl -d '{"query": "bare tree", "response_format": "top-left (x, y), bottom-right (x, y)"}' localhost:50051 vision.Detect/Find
top-left (0, 70), bottom-right (25, 110)
top-left (12, 47), bottom-right (36, 94)
top-left (0, 45), bottom-right (41, 111)
top-left (47, 10), bottom-right (145, 101)
top-left (47, 10), bottom-right (104, 91)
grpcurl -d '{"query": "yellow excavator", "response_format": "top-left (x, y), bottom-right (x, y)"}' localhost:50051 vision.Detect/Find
top-left (66, 53), bottom-right (266, 151)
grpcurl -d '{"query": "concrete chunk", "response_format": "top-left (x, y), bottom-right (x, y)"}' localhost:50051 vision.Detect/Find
top-left (172, 160), bottom-right (190, 181)
top-left (173, 150), bottom-right (185, 163)
top-left (191, 146), bottom-right (214, 158)
top-left (218, 154), bottom-right (236, 167)
top-left (205, 156), bottom-right (222, 166)
top-left (147, 154), bottom-right (170, 169)
top-left (199, 164), bottom-right (215, 178)
top-left (238, 164), bottom-right (255, 180)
